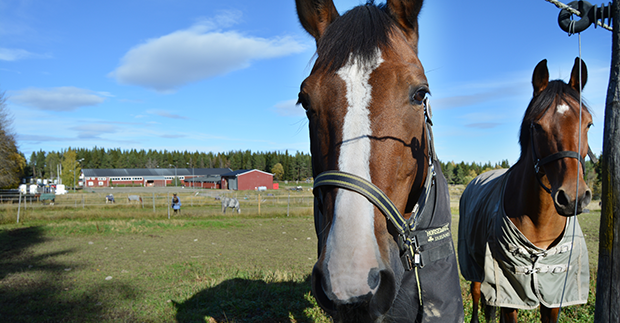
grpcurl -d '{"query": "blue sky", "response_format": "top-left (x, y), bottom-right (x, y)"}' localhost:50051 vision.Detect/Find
top-left (1, 0), bottom-right (612, 165)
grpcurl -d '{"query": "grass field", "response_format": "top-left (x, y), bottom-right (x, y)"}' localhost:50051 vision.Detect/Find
top-left (0, 187), bottom-right (603, 322)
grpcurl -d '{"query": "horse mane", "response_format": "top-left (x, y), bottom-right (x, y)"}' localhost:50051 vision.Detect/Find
top-left (517, 80), bottom-right (591, 160)
top-left (315, 2), bottom-right (395, 73)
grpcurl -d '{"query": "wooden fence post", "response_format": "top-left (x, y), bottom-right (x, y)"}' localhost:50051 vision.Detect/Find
top-left (595, 1), bottom-right (620, 321)
top-left (16, 191), bottom-right (22, 223)
top-left (287, 191), bottom-right (290, 217)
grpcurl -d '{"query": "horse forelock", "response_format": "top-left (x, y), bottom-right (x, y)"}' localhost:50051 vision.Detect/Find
top-left (315, 4), bottom-right (394, 73)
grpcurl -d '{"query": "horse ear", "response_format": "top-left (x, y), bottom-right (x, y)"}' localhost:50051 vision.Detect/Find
top-left (532, 59), bottom-right (549, 96)
top-left (295, 0), bottom-right (340, 42)
top-left (569, 57), bottom-right (587, 91)
top-left (386, 0), bottom-right (424, 51)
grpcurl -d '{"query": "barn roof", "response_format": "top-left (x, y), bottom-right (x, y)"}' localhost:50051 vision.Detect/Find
top-left (184, 175), bottom-right (221, 183)
top-left (82, 168), bottom-right (232, 177)
top-left (221, 169), bottom-right (273, 178)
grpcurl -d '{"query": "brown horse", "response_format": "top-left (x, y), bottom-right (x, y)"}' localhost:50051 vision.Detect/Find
top-left (458, 58), bottom-right (592, 323)
top-left (296, 0), bottom-right (463, 322)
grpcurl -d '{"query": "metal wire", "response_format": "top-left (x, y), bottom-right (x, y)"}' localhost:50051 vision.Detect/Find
top-left (557, 32), bottom-right (584, 323)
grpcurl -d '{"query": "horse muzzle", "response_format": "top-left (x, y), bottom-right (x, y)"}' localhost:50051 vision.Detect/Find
top-left (311, 263), bottom-right (396, 322)
top-left (553, 185), bottom-right (592, 216)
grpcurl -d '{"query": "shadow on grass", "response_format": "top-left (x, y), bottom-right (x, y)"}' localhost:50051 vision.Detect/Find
top-left (0, 226), bottom-right (140, 322)
top-left (175, 276), bottom-right (323, 323)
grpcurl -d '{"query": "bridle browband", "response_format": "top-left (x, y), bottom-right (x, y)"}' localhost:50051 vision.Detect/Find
top-left (313, 98), bottom-right (453, 272)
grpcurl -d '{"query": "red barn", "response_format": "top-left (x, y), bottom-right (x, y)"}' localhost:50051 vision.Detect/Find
top-left (221, 169), bottom-right (274, 190)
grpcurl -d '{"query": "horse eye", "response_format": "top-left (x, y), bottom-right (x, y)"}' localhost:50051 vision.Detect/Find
top-left (297, 92), bottom-right (309, 111)
top-left (411, 88), bottom-right (429, 104)
top-left (587, 122), bottom-right (594, 129)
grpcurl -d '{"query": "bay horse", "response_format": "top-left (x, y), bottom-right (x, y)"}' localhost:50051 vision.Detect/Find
top-left (458, 58), bottom-right (592, 323)
top-left (296, 0), bottom-right (463, 322)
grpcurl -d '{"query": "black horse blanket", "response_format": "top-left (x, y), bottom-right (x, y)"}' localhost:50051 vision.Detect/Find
top-left (458, 168), bottom-right (589, 309)
top-left (315, 161), bottom-right (464, 322)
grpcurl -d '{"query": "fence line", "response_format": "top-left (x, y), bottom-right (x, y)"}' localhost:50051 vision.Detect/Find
top-left (0, 189), bottom-right (315, 220)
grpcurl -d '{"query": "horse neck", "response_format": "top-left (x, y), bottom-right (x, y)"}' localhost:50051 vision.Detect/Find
top-left (504, 157), bottom-right (561, 228)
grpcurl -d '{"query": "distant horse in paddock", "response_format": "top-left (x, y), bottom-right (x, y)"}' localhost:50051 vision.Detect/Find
top-left (127, 195), bottom-right (142, 206)
top-left (296, 0), bottom-right (463, 321)
top-left (458, 58), bottom-right (592, 323)
top-left (40, 193), bottom-right (55, 206)
top-left (105, 194), bottom-right (115, 204)
top-left (221, 197), bottom-right (240, 214)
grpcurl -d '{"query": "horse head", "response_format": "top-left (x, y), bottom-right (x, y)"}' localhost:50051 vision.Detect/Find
top-left (296, 0), bottom-right (431, 320)
top-left (521, 58), bottom-right (593, 216)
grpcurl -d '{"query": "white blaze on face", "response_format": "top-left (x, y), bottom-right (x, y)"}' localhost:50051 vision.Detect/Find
top-left (324, 49), bottom-right (384, 301)
top-left (557, 103), bottom-right (570, 115)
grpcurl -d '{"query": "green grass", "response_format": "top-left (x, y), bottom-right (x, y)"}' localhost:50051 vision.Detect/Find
top-left (0, 201), bottom-right (602, 322)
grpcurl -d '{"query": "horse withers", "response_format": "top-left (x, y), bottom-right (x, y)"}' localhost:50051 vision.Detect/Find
top-left (458, 58), bottom-right (592, 323)
top-left (296, 0), bottom-right (463, 322)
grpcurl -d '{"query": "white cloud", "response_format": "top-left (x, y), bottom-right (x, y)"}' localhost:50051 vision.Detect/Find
top-left (274, 99), bottom-right (304, 117)
top-left (70, 124), bottom-right (118, 139)
top-left (109, 12), bottom-right (306, 93)
top-left (10, 87), bottom-right (107, 111)
top-left (0, 47), bottom-right (50, 61)
top-left (147, 109), bottom-right (188, 120)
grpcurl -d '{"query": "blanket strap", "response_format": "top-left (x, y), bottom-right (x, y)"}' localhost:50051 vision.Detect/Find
top-left (313, 169), bottom-right (454, 272)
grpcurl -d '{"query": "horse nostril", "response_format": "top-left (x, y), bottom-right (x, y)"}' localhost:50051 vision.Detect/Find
top-left (311, 265), bottom-right (336, 315)
top-left (368, 267), bottom-right (381, 290)
top-left (555, 189), bottom-right (570, 208)
top-left (581, 189), bottom-right (592, 208)
top-left (369, 269), bottom-right (396, 319)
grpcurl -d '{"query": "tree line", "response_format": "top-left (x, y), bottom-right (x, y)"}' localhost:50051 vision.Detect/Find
top-left (439, 158), bottom-right (601, 200)
top-left (25, 147), bottom-right (313, 183)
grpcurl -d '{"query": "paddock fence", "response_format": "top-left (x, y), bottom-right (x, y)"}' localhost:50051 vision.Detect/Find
top-left (0, 186), bottom-right (315, 222)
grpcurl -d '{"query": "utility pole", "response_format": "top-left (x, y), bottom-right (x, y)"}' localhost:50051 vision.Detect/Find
top-left (596, 1), bottom-right (620, 321)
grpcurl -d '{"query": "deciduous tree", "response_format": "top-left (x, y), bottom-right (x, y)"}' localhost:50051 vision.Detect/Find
top-left (0, 91), bottom-right (25, 188)
top-left (271, 163), bottom-right (284, 181)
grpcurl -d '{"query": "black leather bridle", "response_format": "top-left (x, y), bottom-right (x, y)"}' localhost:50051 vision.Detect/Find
top-left (529, 114), bottom-right (587, 195)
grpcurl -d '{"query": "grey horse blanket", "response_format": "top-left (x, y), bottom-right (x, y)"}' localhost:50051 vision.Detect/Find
top-left (458, 168), bottom-right (589, 309)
